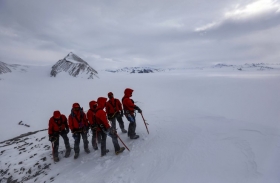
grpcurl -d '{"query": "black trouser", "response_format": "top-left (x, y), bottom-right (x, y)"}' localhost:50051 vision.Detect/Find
top-left (53, 131), bottom-right (70, 157)
top-left (100, 130), bottom-right (121, 155)
top-left (109, 131), bottom-right (120, 152)
top-left (73, 132), bottom-right (89, 153)
top-left (109, 113), bottom-right (125, 130)
top-left (91, 130), bottom-right (101, 149)
top-left (125, 113), bottom-right (136, 137)
top-left (100, 131), bottom-right (107, 156)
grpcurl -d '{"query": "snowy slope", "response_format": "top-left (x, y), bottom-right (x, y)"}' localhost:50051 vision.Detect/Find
top-left (1, 67), bottom-right (280, 183)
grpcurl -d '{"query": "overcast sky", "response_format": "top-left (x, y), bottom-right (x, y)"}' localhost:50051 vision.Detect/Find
top-left (0, 0), bottom-right (280, 69)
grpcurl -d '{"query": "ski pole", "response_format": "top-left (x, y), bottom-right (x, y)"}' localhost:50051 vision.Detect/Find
top-left (140, 113), bottom-right (149, 134)
top-left (115, 133), bottom-right (130, 151)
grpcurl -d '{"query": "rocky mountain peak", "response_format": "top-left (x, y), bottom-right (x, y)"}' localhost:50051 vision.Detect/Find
top-left (50, 52), bottom-right (98, 79)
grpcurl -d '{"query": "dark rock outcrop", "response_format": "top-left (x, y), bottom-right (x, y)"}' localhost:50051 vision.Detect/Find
top-left (0, 61), bottom-right (12, 74)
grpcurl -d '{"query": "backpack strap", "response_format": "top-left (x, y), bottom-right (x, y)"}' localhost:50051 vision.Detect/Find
top-left (109, 99), bottom-right (117, 111)
top-left (71, 108), bottom-right (84, 128)
top-left (53, 116), bottom-right (63, 132)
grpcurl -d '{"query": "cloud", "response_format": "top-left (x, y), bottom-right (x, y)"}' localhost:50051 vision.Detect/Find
top-left (0, 0), bottom-right (280, 68)
top-left (195, 0), bottom-right (280, 34)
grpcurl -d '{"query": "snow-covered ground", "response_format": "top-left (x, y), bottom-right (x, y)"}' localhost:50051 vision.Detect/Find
top-left (1, 66), bottom-right (280, 183)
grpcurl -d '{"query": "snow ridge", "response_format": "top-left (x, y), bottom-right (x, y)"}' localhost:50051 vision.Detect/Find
top-left (50, 52), bottom-right (98, 79)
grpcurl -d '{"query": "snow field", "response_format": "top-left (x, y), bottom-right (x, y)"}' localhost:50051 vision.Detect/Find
top-left (1, 67), bottom-right (280, 182)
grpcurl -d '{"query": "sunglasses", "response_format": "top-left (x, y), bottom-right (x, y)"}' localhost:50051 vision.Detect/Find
top-left (74, 107), bottom-right (80, 111)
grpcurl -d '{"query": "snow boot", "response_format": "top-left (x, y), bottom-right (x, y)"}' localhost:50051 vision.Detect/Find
top-left (74, 153), bottom-right (79, 159)
top-left (101, 149), bottom-right (110, 157)
top-left (93, 146), bottom-right (98, 151)
top-left (54, 157), bottom-right (60, 162)
top-left (115, 147), bottom-right (125, 155)
top-left (130, 135), bottom-right (139, 139)
top-left (64, 148), bottom-right (71, 158)
top-left (121, 128), bottom-right (127, 133)
top-left (85, 148), bottom-right (90, 154)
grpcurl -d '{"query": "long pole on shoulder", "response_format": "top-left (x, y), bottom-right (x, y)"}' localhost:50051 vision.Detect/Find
top-left (140, 113), bottom-right (149, 134)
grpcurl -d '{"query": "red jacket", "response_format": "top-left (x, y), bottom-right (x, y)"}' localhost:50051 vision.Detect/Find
top-left (96, 97), bottom-right (110, 130)
top-left (106, 98), bottom-right (122, 116)
top-left (86, 100), bottom-right (102, 132)
top-left (68, 109), bottom-right (89, 131)
top-left (48, 114), bottom-right (68, 135)
top-left (122, 88), bottom-right (136, 114)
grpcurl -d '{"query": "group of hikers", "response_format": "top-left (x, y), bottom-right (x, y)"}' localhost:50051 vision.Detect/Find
top-left (48, 88), bottom-right (143, 162)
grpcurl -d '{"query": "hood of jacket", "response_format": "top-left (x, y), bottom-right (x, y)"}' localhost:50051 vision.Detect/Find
top-left (124, 88), bottom-right (133, 98)
top-left (53, 110), bottom-right (61, 118)
top-left (72, 103), bottom-right (80, 108)
top-left (97, 97), bottom-right (107, 109)
top-left (89, 100), bottom-right (97, 110)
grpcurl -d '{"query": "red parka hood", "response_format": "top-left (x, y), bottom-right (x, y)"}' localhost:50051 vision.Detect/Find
top-left (72, 103), bottom-right (80, 108)
top-left (53, 111), bottom-right (61, 118)
top-left (89, 100), bottom-right (97, 110)
top-left (97, 97), bottom-right (107, 109)
top-left (124, 88), bottom-right (133, 97)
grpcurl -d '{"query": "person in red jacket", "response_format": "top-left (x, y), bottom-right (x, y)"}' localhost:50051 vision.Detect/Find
top-left (106, 92), bottom-right (127, 133)
top-left (96, 97), bottom-right (125, 156)
top-left (122, 88), bottom-right (142, 139)
top-left (48, 110), bottom-right (71, 162)
top-left (87, 100), bottom-right (101, 150)
top-left (68, 103), bottom-right (90, 159)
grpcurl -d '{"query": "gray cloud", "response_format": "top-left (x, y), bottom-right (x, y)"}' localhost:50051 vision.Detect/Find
top-left (0, 0), bottom-right (280, 69)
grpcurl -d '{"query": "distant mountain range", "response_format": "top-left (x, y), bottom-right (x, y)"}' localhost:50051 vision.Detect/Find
top-left (212, 63), bottom-right (278, 71)
top-left (50, 52), bottom-right (98, 79)
top-left (0, 53), bottom-right (98, 79)
top-left (105, 63), bottom-right (280, 73)
top-left (105, 67), bottom-right (165, 73)
top-left (1, 58), bottom-right (280, 78)
top-left (0, 61), bottom-right (28, 75)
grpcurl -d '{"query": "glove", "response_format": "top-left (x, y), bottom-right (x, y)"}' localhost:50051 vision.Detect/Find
top-left (120, 110), bottom-right (124, 117)
top-left (49, 135), bottom-right (56, 142)
top-left (134, 106), bottom-right (142, 113)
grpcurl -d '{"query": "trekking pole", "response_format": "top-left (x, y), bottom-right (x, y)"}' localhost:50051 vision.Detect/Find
top-left (51, 141), bottom-right (55, 162)
top-left (95, 129), bottom-right (98, 146)
top-left (140, 113), bottom-right (149, 134)
top-left (115, 133), bottom-right (130, 151)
